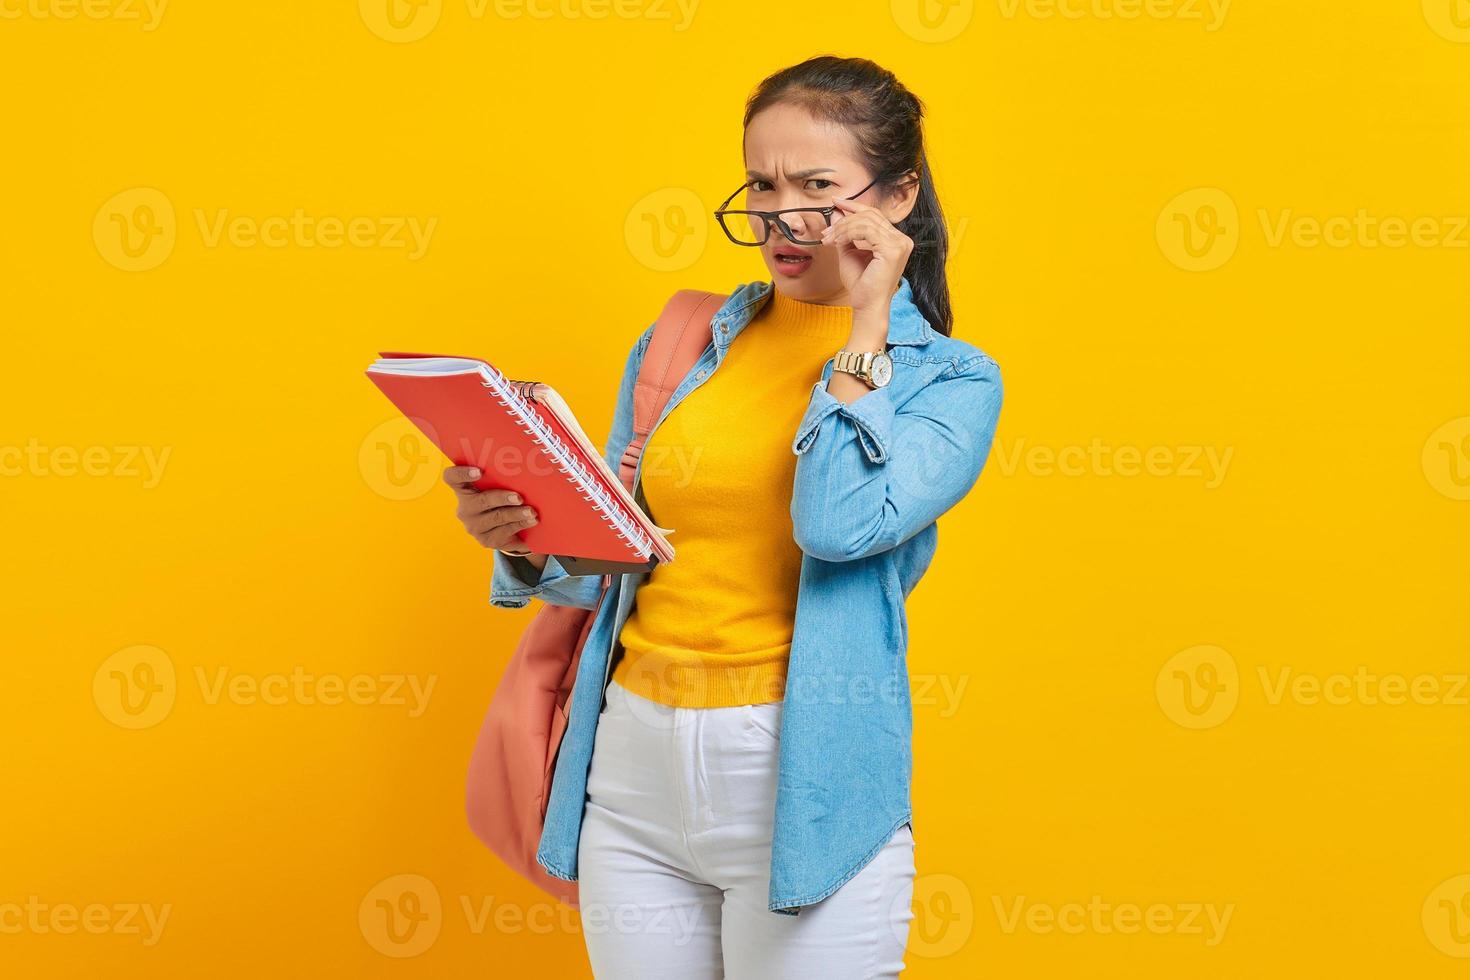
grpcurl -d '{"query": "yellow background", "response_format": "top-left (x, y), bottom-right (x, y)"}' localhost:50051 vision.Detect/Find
top-left (3, 1), bottom-right (1469, 976)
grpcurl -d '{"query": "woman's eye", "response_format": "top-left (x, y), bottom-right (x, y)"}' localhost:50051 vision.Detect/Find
top-left (807, 179), bottom-right (835, 190)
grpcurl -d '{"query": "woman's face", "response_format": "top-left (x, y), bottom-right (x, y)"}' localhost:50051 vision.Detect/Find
top-left (740, 103), bottom-right (907, 306)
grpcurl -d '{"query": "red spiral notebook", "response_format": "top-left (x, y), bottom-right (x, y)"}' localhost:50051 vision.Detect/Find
top-left (366, 352), bottom-right (675, 575)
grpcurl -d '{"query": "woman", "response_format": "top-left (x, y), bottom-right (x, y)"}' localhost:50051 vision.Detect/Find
top-left (446, 56), bottom-right (1003, 979)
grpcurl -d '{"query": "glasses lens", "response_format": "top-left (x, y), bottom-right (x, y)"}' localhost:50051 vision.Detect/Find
top-left (774, 210), bottom-right (828, 245)
top-left (719, 211), bottom-right (768, 246)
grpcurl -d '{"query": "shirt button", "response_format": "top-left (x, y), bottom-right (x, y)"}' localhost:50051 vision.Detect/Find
top-left (720, 324), bottom-right (729, 333)
top-left (696, 370), bottom-right (706, 379)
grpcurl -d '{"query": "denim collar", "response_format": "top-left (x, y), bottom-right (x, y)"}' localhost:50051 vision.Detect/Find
top-left (712, 276), bottom-right (934, 353)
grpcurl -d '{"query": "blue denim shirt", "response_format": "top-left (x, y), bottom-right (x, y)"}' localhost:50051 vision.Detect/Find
top-left (489, 276), bottom-right (1003, 915)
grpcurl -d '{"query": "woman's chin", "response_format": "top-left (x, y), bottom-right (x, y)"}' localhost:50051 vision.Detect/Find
top-left (764, 261), bottom-right (828, 293)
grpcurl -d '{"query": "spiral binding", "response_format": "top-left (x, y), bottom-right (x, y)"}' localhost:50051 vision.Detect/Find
top-left (479, 365), bottom-right (653, 559)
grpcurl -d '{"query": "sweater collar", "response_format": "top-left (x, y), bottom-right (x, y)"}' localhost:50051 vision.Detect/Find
top-left (712, 276), bottom-right (935, 352)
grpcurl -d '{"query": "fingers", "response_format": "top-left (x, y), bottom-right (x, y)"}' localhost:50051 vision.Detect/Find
top-left (478, 515), bottom-right (539, 549)
top-left (465, 504), bottom-right (538, 535)
top-left (442, 467), bottom-right (528, 509)
top-left (830, 196), bottom-right (879, 216)
top-left (444, 465), bottom-right (542, 550)
top-left (824, 221), bottom-right (903, 254)
top-left (442, 465), bottom-right (484, 494)
top-left (456, 487), bottom-right (525, 517)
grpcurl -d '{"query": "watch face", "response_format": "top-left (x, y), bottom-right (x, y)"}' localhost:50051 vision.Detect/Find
top-left (870, 352), bottom-right (894, 387)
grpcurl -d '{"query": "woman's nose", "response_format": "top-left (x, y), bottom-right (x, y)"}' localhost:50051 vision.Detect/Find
top-left (774, 203), bottom-right (823, 243)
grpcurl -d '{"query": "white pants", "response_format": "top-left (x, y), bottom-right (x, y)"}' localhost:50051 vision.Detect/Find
top-left (576, 677), bottom-right (917, 979)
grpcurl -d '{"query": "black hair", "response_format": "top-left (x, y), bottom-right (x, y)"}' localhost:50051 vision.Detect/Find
top-left (743, 55), bottom-right (953, 336)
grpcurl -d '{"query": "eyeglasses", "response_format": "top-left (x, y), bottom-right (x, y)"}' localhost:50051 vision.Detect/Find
top-left (713, 176), bottom-right (884, 247)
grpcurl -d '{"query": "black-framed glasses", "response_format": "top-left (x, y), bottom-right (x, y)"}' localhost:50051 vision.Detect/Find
top-left (713, 176), bottom-right (884, 247)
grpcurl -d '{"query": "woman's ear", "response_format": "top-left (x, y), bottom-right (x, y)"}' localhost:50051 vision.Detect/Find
top-left (885, 170), bottom-right (921, 224)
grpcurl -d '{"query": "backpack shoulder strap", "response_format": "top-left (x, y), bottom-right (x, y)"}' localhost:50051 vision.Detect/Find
top-left (618, 289), bottom-right (727, 490)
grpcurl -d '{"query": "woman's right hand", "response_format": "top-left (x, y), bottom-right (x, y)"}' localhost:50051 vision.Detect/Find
top-left (443, 466), bottom-right (543, 556)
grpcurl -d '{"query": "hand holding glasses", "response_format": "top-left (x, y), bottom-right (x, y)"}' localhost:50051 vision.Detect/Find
top-left (713, 176), bottom-right (884, 247)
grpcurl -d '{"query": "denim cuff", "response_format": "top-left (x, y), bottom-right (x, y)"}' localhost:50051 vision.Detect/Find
top-left (791, 379), bottom-right (896, 464)
top-left (489, 551), bottom-right (572, 609)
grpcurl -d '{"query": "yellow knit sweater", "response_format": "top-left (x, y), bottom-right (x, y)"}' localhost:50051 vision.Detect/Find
top-left (611, 288), bottom-right (854, 707)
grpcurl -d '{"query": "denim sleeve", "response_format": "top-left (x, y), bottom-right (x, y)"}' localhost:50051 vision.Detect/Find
top-left (489, 321), bottom-right (657, 610)
top-left (789, 353), bottom-right (1003, 563)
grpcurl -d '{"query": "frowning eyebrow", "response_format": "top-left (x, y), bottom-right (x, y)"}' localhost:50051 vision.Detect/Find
top-left (745, 167), bottom-right (837, 181)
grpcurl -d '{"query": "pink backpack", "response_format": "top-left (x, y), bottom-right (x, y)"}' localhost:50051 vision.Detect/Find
top-left (465, 289), bottom-right (727, 906)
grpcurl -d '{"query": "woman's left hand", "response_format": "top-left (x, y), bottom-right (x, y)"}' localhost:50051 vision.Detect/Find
top-left (821, 196), bottom-right (913, 317)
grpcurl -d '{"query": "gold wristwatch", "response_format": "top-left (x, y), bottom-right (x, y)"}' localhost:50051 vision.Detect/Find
top-left (832, 348), bottom-right (894, 389)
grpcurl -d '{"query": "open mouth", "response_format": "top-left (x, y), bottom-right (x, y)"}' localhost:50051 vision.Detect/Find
top-left (772, 246), bottom-right (814, 271)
